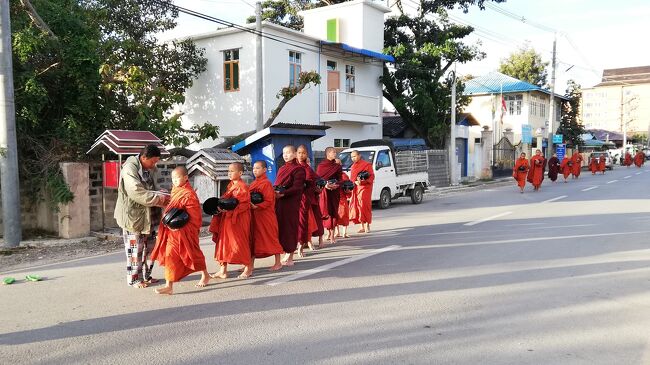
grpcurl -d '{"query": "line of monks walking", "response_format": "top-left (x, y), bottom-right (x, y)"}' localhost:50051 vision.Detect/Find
top-left (512, 149), bottom-right (645, 194)
top-left (151, 144), bottom-right (375, 295)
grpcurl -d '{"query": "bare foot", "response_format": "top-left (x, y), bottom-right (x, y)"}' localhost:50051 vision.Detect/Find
top-left (307, 242), bottom-right (315, 251)
top-left (144, 278), bottom-right (159, 284)
top-left (357, 229), bottom-right (365, 233)
top-left (344, 234), bottom-right (351, 238)
top-left (269, 264), bottom-right (283, 271)
top-left (195, 276), bottom-right (210, 288)
top-left (281, 260), bottom-right (295, 266)
top-left (297, 246), bottom-right (306, 257)
top-left (132, 281), bottom-right (148, 288)
top-left (210, 271), bottom-right (228, 279)
top-left (155, 286), bottom-right (173, 295)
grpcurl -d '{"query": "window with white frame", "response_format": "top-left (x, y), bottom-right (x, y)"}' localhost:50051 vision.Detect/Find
top-left (504, 94), bottom-right (522, 115)
top-left (223, 49), bottom-right (240, 92)
top-left (530, 96), bottom-right (538, 116)
top-left (334, 138), bottom-right (351, 148)
top-left (540, 103), bottom-right (546, 117)
top-left (345, 65), bottom-right (355, 93)
top-left (289, 51), bottom-right (302, 87)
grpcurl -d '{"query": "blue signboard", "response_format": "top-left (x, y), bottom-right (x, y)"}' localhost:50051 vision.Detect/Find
top-left (553, 134), bottom-right (563, 144)
top-left (556, 143), bottom-right (566, 161)
top-left (521, 124), bottom-right (532, 144)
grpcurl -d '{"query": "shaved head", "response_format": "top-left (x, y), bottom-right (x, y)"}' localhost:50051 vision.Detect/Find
top-left (173, 166), bottom-right (188, 177)
top-left (230, 162), bottom-right (244, 172)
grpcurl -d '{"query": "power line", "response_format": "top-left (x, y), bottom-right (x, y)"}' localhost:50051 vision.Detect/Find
top-left (484, 2), bottom-right (556, 33)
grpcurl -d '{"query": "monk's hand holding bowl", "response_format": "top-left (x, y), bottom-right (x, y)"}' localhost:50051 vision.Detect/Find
top-left (275, 191), bottom-right (284, 199)
top-left (355, 180), bottom-right (361, 186)
top-left (326, 182), bottom-right (338, 190)
top-left (250, 203), bottom-right (258, 210)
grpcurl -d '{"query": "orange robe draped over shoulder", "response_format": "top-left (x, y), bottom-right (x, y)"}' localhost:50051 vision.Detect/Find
top-left (350, 159), bottom-right (374, 224)
top-left (214, 180), bottom-right (252, 266)
top-left (634, 152), bottom-right (645, 167)
top-left (560, 157), bottom-right (572, 179)
top-left (151, 181), bottom-right (206, 282)
top-left (513, 158), bottom-right (529, 188)
top-left (249, 175), bottom-right (284, 258)
top-left (275, 159), bottom-right (306, 253)
top-left (624, 152), bottom-right (633, 167)
top-left (527, 156), bottom-right (545, 188)
top-left (589, 157), bottom-right (599, 174)
top-left (598, 156), bottom-right (606, 172)
top-left (571, 153), bottom-right (583, 177)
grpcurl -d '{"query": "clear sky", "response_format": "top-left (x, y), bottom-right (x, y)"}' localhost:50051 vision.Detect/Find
top-left (164, 0), bottom-right (650, 92)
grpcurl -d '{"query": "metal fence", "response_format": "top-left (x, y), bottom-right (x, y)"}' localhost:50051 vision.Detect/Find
top-left (396, 149), bottom-right (449, 187)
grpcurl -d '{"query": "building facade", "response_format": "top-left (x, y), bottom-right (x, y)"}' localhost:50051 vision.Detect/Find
top-left (462, 72), bottom-right (566, 178)
top-left (176, 0), bottom-right (393, 151)
top-left (582, 66), bottom-right (650, 137)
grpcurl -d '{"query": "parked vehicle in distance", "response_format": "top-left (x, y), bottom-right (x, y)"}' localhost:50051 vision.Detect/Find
top-left (590, 151), bottom-right (613, 170)
top-left (338, 140), bottom-right (429, 209)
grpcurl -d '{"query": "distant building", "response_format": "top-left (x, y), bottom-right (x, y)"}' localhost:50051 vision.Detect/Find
top-left (582, 66), bottom-right (650, 137)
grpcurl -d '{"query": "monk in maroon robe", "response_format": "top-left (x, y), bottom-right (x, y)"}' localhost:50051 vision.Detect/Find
top-left (547, 153), bottom-right (560, 182)
top-left (275, 145), bottom-right (306, 266)
top-left (296, 145), bottom-right (322, 256)
top-left (317, 147), bottom-right (342, 244)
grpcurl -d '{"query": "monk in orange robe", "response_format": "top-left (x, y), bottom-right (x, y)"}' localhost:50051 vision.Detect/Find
top-left (317, 147), bottom-right (342, 244)
top-left (151, 167), bottom-right (209, 295)
top-left (598, 155), bottom-right (606, 174)
top-left (349, 150), bottom-right (375, 233)
top-left (275, 145), bottom-right (306, 266)
top-left (211, 162), bottom-right (253, 279)
top-left (513, 152), bottom-right (529, 193)
top-left (336, 169), bottom-right (352, 239)
top-left (624, 151), bottom-right (633, 167)
top-left (560, 155), bottom-right (572, 183)
top-left (571, 153), bottom-right (583, 178)
top-left (589, 155), bottom-right (599, 175)
top-left (528, 149), bottom-right (545, 191)
top-left (296, 146), bottom-right (322, 256)
top-left (249, 160), bottom-right (284, 272)
top-left (634, 151), bottom-right (645, 168)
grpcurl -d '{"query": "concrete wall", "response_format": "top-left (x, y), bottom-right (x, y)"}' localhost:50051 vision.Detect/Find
top-left (301, 0), bottom-right (388, 52)
top-left (582, 83), bottom-right (650, 134)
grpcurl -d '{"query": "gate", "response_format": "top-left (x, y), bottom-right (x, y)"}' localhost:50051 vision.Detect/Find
top-left (492, 137), bottom-right (516, 178)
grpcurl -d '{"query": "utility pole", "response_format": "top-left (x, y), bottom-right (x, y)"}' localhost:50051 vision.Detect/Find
top-left (546, 33), bottom-right (557, 160)
top-left (449, 70), bottom-right (457, 186)
top-left (255, 2), bottom-right (264, 131)
top-left (0, 0), bottom-right (22, 247)
top-left (621, 86), bottom-right (627, 151)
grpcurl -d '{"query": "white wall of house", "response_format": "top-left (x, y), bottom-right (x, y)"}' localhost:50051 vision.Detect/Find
top-left (300, 0), bottom-right (389, 52)
top-left (315, 121), bottom-right (381, 151)
top-left (582, 84), bottom-right (650, 134)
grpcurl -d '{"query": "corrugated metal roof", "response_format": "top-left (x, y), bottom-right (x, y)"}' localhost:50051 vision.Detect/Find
top-left (463, 72), bottom-right (568, 100)
top-left (86, 130), bottom-right (170, 156)
top-left (320, 41), bottom-right (395, 63)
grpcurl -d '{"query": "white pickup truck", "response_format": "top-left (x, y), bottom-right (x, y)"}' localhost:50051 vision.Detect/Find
top-left (338, 140), bottom-right (430, 209)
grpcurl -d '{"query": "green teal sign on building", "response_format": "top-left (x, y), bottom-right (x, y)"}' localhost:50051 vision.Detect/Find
top-left (553, 134), bottom-right (563, 144)
top-left (326, 18), bottom-right (339, 42)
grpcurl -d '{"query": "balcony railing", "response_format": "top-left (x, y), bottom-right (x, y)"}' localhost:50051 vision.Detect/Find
top-left (321, 90), bottom-right (381, 118)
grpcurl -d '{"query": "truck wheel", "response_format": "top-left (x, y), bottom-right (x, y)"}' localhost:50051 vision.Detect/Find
top-left (379, 188), bottom-right (391, 209)
top-left (411, 185), bottom-right (424, 204)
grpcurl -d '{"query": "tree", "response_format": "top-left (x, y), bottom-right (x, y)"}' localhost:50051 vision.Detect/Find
top-left (498, 45), bottom-right (548, 87)
top-left (250, 0), bottom-right (503, 148)
top-left (11, 0), bottom-right (217, 207)
top-left (556, 79), bottom-right (586, 147)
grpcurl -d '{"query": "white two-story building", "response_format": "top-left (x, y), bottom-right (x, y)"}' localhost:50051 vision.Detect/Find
top-left (178, 0), bottom-right (394, 151)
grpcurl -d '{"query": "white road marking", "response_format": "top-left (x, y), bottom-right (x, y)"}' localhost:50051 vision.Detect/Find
top-left (624, 175), bottom-right (632, 179)
top-left (403, 231), bottom-right (650, 250)
top-left (606, 180), bottom-right (618, 184)
top-left (636, 172), bottom-right (643, 175)
top-left (507, 223), bottom-right (545, 226)
top-left (581, 186), bottom-right (599, 192)
top-left (266, 245), bottom-right (401, 286)
top-left (542, 195), bottom-right (567, 203)
top-left (464, 211), bottom-right (513, 226)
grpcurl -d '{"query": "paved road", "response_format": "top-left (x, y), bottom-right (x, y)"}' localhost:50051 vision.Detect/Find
top-left (2, 166), bottom-right (650, 365)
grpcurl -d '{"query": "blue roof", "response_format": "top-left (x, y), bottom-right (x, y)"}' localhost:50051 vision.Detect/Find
top-left (320, 41), bottom-right (395, 63)
top-left (464, 72), bottom-right (568, 100)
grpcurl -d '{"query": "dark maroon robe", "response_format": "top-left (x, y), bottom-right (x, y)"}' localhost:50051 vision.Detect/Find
top-left (275, 159), bottom-right (306, 253)
top-left (547, 156), bottom-right (560, 181)
top-left (316, 159), bottom-right (342, 230)
top-left (298, 161), bottom-right (323, 242)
